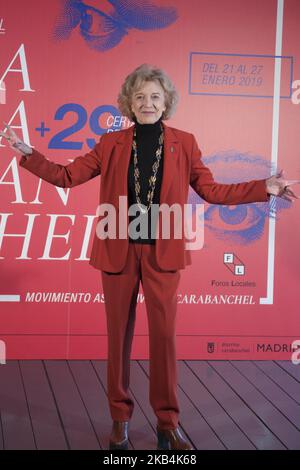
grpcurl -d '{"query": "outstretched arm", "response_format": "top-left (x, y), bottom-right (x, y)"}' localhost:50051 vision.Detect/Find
top-left (265, 169), bottom-right (299, 202)
top-left (189, 134), bottom-right (299, 204)
top-left (1, 122), bottom-right (104, 188)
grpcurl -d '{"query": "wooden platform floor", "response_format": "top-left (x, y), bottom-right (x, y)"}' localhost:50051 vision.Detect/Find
top-left (0, 360), bottom-right (299, 450)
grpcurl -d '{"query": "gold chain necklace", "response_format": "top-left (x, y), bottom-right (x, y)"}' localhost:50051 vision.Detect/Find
top-left (132, 123), bottom-right (164, 214)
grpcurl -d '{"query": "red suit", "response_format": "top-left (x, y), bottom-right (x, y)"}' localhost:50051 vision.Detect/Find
top-left (19, 122), bottom-right (269, 429)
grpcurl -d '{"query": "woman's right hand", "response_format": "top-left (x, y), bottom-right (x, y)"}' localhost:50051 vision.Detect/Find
top-left (0, 122), bottom-right (33, 155)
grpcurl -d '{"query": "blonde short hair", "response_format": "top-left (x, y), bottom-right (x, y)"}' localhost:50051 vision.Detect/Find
top-left (117, 64), bottom-right (179, 121)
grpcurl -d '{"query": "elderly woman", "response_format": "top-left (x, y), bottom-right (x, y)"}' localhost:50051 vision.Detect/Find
top-left (1, 63), bottom-right (299, 451)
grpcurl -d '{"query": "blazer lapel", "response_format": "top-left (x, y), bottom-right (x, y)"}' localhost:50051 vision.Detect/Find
top-left (114, 121), bottom-right (180, 204)
top-left (115, 125), bottom-right (134, 203)
top-left (160, 121), bottom-right (180, 203)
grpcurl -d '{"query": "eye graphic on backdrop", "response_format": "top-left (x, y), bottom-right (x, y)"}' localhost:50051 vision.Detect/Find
top-left (53, 0), bottom-right (178, 51)
top-left (188, 151), bottom-right (290, 246)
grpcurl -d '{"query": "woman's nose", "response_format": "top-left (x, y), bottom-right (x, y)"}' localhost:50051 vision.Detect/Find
top-left (144, 96), bottom-right (152, 106)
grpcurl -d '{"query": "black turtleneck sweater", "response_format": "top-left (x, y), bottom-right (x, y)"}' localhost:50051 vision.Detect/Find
top-left (128, 117), bottom-right (164, 244)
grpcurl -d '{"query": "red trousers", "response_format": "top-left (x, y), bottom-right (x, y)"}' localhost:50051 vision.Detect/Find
top-left (101, 242), bottom-right (181, 430)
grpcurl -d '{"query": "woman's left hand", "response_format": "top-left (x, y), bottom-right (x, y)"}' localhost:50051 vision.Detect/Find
top-left (266, 170), bottom-right (300, 202)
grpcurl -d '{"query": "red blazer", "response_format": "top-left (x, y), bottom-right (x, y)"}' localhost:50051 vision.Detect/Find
top-left (19, 121), bottom-right (269, 272)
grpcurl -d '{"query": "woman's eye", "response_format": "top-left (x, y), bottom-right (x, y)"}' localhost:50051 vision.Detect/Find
top-left (135, 95), bottom-right (160, 100)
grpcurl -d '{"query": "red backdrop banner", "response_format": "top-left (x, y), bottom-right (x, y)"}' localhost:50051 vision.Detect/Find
top-left (0, 0), bottom-right (299, 360)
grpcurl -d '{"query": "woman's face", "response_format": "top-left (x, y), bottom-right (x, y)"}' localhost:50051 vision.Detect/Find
top-left (130, 80), bottom-right (166, 124)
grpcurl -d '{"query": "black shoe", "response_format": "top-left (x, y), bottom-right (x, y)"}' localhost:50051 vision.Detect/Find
top-left (109, 421), bottom-right (129, 450)
top-left (156, 425), bottom-right (193, 450)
